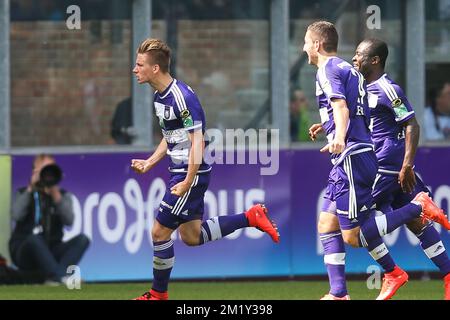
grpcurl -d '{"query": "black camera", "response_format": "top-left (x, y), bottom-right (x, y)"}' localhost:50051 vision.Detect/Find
top-left (36, 164), bottom-right (63, 188)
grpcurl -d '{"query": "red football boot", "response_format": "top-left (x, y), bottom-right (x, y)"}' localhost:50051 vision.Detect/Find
top-left (376, 266), bottom-right (408, 300)
top-left (134, 289), bottom-right (168, 300)
top-left (413, 192), bottom-right (450, 230)
top-left (444, 273), bottom-right (450, 300)
top-left (245, 204), bottom-right (280, 243)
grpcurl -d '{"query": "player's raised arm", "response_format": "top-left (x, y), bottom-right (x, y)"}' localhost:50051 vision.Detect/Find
top-left (170, 129), bottom-right (203, 197)
top-left (329, 98), bottom-right (349, 154)
top-left (131, 138), bottom-right (168, 174)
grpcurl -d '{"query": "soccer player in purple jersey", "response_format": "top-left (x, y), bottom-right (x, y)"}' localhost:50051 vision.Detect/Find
top-left (304, 21), bottom-right (449, 300)
top-left (352, 38), bottom-right (450, 300)
top-left (130, 39), bottom-right (279, 300)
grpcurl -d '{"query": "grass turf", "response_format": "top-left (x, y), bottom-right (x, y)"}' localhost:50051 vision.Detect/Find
top-left (0, 279), bottom-right (445, 300)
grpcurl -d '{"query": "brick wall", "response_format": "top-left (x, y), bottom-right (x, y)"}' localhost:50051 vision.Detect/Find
top-left (11, 20), bottom-right (134, 146)
top-left (10, 20), bottom-right (270, 147)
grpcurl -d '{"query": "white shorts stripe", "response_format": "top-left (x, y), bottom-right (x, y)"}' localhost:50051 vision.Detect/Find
top-left (372, 173), bottom-right (381, 191)
top-left (344, 157), bottom-right (357, 219)
top-left (171, 191), bottom-right (187, 215)
top-left (172, 175), bottom-right (199, 216)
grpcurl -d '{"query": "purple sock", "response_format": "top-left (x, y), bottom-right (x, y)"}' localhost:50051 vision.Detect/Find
top-left (360, 204), bottom-right (421, 242)
top-left (363, 236), bottom-right (396, 272)
top-left (152, 239), bottom-right (174, 293)
top-left (199, 214), bottom-right (249, 245)
top-left (320, 231), bottom-right (348, 297)
top-left (415, 222), bottom-right (450, 276)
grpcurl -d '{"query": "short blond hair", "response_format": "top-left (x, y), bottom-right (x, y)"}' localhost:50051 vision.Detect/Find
top-left (137, 38), bottom-right (171, 73)
top-left (307, 21), bottom-right (338, 53)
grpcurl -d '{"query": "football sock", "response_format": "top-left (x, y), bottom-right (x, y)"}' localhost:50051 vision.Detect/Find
top-left (359, 204), bottom-right (422, 240)
top-left (414, 222), bottom-right (450, 276)
top-left (199, 214), bottom-right (249, 245)
top-left (360, 234), bottom-right (396, 272)
top-left (320, 231), bottom-right (348, 298)
top-left (152, 239), bottom-right (174, 293)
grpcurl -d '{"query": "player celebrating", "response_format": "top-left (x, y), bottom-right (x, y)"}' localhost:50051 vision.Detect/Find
top-left (304, 21), bottom-right (449, 300)
top-left (352, 38), bottom-right (450, 300)
top-left (130, 39), bottom-right (279, 300)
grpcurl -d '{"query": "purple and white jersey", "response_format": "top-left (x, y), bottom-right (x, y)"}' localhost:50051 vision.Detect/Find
top-left (153, 79), bottom-right (211, 173)
top-left (367, 73), bottom-right (415, 173)
top-left (316, 57), bottom-right (373, 166)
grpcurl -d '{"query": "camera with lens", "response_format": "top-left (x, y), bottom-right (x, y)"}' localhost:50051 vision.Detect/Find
top-left (35, 164), bottom-right (63, 191)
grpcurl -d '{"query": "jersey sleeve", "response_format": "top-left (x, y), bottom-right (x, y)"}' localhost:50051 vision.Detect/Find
top-left (381, 82), bottom-right (415, 123)
top-left (173, 87), bottom-right (204, 132)
top-left (319, 63), bottom-right (347, 101)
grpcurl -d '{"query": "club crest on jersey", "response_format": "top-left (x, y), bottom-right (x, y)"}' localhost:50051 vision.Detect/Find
top-left (164, 106), bottom-right (171, 120)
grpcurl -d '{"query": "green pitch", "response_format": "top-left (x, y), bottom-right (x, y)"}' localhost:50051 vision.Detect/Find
top-left (0, 280), bottom-right (445, 300)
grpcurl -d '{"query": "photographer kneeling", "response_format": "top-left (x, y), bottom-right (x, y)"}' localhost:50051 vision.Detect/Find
top-left (9, 154), bottom-right (90, 285)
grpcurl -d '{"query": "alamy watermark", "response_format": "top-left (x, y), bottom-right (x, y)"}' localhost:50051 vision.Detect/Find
top-left (66, 5), bottom-right (81, 30)
top-left (65, 265), bottom-right (82, 290)
top-left (166, 126), bottom-right (280, 176)
top-left (366, 5), bottom-right (381, 30)
top-left (366, 265), bottom-right (382, 290)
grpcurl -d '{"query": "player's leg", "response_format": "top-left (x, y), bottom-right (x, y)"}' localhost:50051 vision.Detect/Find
top-left (336, 152), bottom-right (408, 300)
top-left (317, 172), bottom-right (348, 300)
top-left (360, 194), bottom-right (448, 246)
top-left (179, 213), bottom-right (252, 246)
top-left (318, 203), bottom-right (349, 300)
top-left (392, 176), bottom-right (450, 299)
top-left (178, 205), bottom-right (278, 245)
top-left (134, 219), bottom-right (174, 300)
top-left (358, 170), bottom-right (448, 246)
top-left (135, 174), bottom-right (186, 300)
top-left (336, 153), bottom-right (398, 273)
top-left (175, 173), bottom-right (279, 245)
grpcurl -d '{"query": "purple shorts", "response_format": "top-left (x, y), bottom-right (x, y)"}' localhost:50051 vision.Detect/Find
top-left (156, 173), bottom-right (210, 230)
top-left (372, 172), bottom-right (430, 213)
top-left (322, 150), bottom-right (378, 230)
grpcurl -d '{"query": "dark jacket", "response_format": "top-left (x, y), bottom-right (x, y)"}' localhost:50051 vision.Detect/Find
top-left (9, 187), bottom-right (74, 257)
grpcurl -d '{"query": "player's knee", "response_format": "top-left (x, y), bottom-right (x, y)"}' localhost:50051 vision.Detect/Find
top-left (342, 233), bottom-right (359, 248)
top-left (317, 213), bottom-right (339, 233)
top-left (180, 233), bottom-right (199, 247)
top-left (151, 221), bottom-right (173, 242)
top-left (151, 229), bottom-right (170, 242)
